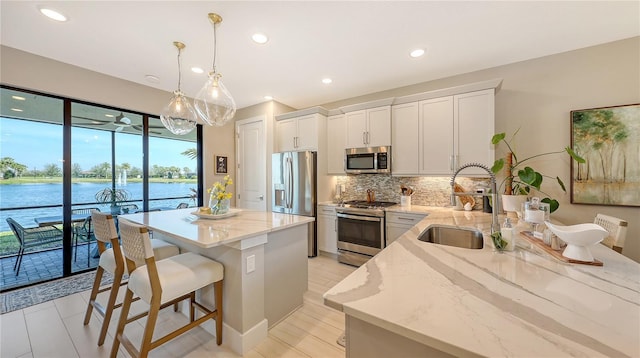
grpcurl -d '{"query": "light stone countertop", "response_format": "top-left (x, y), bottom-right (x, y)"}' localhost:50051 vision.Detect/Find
top-left (119, 208), bottom-right (314, 249)
top-left (323, 210), bottom-right (640, 357)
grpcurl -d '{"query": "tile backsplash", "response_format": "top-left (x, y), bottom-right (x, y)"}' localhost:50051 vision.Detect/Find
top-left (335, 174), bottom-right (490, 209)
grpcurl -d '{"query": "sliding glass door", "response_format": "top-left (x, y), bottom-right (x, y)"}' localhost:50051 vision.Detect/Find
top-left (0, 86), bottom-right (202, 290)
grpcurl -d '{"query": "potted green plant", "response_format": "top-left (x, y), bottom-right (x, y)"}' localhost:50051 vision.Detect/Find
top-left (491, 131), bottom-right (584, 213)
top-left (95, 187), bottom-right (131, 215)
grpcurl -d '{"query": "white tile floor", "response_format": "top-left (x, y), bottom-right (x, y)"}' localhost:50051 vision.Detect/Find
top-left (0, 254), bottom-right (355, 358)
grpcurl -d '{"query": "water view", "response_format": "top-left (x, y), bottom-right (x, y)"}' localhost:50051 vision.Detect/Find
top-left (0, 182), bottom-right (195, 232)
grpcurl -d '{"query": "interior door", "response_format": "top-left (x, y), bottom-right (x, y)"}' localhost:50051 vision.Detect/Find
top-left (236, 116), bottom-right (267, 211)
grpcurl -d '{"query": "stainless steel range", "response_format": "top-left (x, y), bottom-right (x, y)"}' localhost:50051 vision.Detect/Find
top-left (336, 200), bottom-right (396, 267)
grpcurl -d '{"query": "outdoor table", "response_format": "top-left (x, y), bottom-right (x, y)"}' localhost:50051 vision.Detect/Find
top-left (34, 214), bottom-right (90, 227)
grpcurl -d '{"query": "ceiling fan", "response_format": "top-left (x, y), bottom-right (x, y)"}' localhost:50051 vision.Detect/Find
top-left (113, 112), bottom-right (131, 132)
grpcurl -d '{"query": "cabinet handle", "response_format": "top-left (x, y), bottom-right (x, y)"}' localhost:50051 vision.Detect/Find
top-left (363, 132), bottom-right (367, 145)
top-left (334, 218), bottom-right (338, 232)
top-left (397, 217), bottom-right (415, 221)
top-left (449, 155), bottom-right (454, 171)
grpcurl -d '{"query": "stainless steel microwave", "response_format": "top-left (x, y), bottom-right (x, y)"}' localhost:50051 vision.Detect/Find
top-left (345, 146), bottom-right (391, 174)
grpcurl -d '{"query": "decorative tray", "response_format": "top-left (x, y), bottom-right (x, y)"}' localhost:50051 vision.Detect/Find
top-left (519, 231), bottom-right (603, 266)
top-left (191, 208), bottom-right (241, 220)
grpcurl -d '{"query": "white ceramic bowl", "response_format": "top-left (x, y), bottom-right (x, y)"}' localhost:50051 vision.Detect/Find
top-left (544, 221), bottom-right (608, 262)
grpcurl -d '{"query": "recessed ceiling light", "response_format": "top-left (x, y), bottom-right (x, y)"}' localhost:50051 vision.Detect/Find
top-left (145, 75), bottom-right (160, 83)
top-left (252, 33), bottom-right (269, 44)
top-left (410, 48), bottom-right (425, 58)
top-left (39, 7), bottom-right (68, 22)
top-left (191, 67), bottom-right (204, 74)
top-left (11, 108), bottom-right (24, 112)
top-left (12, 96), bottom-right (26, 101)
top-left (322, 78), bottom-right (333, 84)
top-left (105, 114), bottom-right (114, 118)
top-left (264, 95), bottom-right (273, 100)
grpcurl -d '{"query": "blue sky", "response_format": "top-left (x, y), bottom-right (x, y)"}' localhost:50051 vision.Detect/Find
top-left (0, 118), bottom-right (196, 171)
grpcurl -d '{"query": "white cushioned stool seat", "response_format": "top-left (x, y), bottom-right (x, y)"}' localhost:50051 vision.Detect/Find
top-left (128, 252), bottom-right (224, 304)
top-left (99, 239), bottom-right (179, 274)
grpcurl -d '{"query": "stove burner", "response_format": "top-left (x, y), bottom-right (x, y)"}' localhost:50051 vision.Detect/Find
top-left (342, 200), bottom-right (397, 209)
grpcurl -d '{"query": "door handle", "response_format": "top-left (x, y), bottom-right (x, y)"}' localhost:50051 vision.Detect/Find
top-left (259, 195), bottom-right (264, 200)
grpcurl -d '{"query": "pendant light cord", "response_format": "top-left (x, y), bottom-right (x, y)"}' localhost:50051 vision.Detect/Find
top-left (176, 47), bottom-right (182, 92)
top-left (211, 22), bottom-right (217, 72)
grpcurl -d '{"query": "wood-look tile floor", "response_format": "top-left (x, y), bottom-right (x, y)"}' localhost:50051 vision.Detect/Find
top-left (0, 253), bottom-right (356, 358)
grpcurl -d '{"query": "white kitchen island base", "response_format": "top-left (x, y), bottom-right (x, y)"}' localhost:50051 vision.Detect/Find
top-left (120, 209), bottom-right (312, 355)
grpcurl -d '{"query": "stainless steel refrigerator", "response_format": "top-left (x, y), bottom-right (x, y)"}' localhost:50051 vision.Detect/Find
top-left (272, 151), bottom-right (317, 257)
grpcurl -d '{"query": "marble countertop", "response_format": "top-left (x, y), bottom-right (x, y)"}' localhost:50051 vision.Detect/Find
top-left (120, 208), bottom-right (314, 249)
top-left (324, 210), bottom-right (640, 357)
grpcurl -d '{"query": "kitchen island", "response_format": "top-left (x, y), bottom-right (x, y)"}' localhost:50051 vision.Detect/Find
top-left (120, 208), bottom-right (314, 355)
top-left (324, 209), bottom-right (640, 357)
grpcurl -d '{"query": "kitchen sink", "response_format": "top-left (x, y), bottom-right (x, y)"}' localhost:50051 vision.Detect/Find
top-left (417, 225), bottom-right (484, 249)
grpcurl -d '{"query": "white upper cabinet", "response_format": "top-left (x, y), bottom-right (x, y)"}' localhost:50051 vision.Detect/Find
top-left (453, 89), bottom-right (495, 175)
top-left (391, 102), bottom-right (419, 175)
top-left (419, 96), bottom-right (454, 175)
top-left (275, 114), bottom-right (319, 152)
top-left (391, 87), bottom-right (496, 176)
top-left (327, 114), bottom-right (346, 174)
top-left (345, 106), bottom-right (391, 148)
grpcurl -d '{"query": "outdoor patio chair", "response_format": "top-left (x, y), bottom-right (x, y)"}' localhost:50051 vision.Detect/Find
top-left (72, 207), bottom-right (100, 266)
top-left (176, 202), bottom-right (189, 209)
top-left (6, 217), bottom-right (63, 276)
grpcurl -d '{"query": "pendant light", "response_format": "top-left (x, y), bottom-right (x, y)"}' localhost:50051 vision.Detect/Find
top-left (194, 13), bottom-right (237, 127)
top-left (160, 41), bottom-right (198, 135)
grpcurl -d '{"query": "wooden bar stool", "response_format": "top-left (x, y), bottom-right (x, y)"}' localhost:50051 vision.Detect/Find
top-left (111, 219), bottom-right (224, 358)
top-left (83, 210), bottom-right (180, 346)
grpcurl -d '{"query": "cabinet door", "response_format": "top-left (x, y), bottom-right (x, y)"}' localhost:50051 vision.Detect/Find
top-left (366, 106), bottom-right (391, 147)
top-left (327, 115), bottom-right (346, 174)
top-left (391, 103), bottom-right (419, 175)
top-left (317, 212), bottom-right (338, 254)
top-left (275, 118), bottom-right (297, 152)
top-left (454, 89), bottom-right (495, 175)
top-left (296, 115), bottom-right (318, 150)
top-left (345, 110), bottom-right (367, 148)
top-left (386, 224), bottom-right (410, 246)
top-left (419, 97), bottom-right (454, 174)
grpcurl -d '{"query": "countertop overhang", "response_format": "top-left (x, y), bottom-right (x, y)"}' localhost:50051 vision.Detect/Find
top-left (119, 208), bottom-right (314, 248)
top-left (323, 209), bottom-right (640, 357)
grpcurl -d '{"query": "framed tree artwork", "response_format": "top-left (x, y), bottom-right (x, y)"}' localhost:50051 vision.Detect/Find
top-left (570, 103), bottom-right (640, 207)
top-left (214, 155), bottom-right (228, 174)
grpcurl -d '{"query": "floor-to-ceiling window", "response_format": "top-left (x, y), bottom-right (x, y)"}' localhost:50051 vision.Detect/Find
top-left (0, 86), bottom-right (202, 290)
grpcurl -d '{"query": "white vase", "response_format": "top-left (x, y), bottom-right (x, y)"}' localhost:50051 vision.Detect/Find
top-left (501, 195), bottom-right (528, 218)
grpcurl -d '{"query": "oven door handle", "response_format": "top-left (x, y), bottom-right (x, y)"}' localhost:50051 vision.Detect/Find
top-left (336, 213), bottom-right (382, 222)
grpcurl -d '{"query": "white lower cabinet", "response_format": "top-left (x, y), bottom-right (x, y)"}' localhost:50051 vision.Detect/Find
top-left (317, 205), bottom-right (338, 254)
top-left (385, 211), bottom-right (427, 246)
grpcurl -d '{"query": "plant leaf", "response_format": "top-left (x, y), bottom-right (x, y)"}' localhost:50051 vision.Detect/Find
top-left (491, 158), bottom-right (504, 174)
top-left (491, 133), bottom-right (506, 145)
top-left (518, 167), bottom-right (536, 185)
top-left (541, 198), bottom-right (559, 213)
top-left (565, 147), bottom-right (586, 164)
top-left (556, 177), bottom-right (566, 192)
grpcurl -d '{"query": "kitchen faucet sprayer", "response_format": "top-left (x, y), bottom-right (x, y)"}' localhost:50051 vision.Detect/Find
top-left (450, 163), bottom-right (500, 234)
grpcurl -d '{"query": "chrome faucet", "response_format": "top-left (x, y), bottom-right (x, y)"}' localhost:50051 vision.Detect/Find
top-left (450, 163), bottom-right (500, 234)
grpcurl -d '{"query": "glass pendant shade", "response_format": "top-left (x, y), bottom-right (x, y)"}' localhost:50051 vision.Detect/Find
top-left (160, 90), bottom-right (198, 135)
top-left (194, 71), bottom-right (236, 127)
